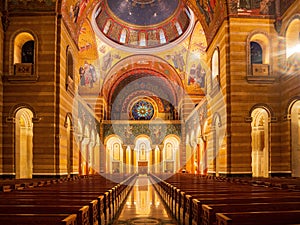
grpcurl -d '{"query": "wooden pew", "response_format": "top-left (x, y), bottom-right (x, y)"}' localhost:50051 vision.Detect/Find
top-left (151, 173), bottom-right (300, 225)
top-left (0, 174), bottom-right (136, 225)
top-left (202, 202), bottom-right (300, 225)
top-left (0, 204), bottom-right (89, 225)
top-left (0, 213), bottom-right (76, 225)
top-left (216, 210), bottom-right (300, 225)
top-left (188, 193), bottom-right (300, 225)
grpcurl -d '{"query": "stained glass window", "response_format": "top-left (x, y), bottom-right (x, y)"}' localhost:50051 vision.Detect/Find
top-left (131, 100), bottom-right (154, 120)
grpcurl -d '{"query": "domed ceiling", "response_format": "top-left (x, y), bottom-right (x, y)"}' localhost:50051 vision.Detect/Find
top-left (92, 0), bottom-right (194, 51)
top-left (107, 0), bottom-right (180, 26)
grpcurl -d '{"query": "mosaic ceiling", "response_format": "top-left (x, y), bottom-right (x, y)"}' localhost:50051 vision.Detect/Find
top-left (106, 0), bottom-right (180, 26)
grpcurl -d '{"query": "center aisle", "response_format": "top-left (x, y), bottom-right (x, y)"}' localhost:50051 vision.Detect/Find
top-left (113, 175), bottom-right (178, 225)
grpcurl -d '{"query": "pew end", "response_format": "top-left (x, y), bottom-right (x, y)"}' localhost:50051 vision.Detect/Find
top-left (62, 214), bottom-right (77, 225)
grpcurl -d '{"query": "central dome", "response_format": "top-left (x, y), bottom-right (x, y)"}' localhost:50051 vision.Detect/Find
top-left (92, 0), bottom-right (194, 52)
top-left (106, 0), bottom-right (179, 26)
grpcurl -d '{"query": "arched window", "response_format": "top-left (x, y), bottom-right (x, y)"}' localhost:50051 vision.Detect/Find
top-left (175, 22), bottom-right (183, 35)
top-left (211, 48), bottom-right (220, 91)
top-left (14, 32), bottom-right (34, 64)
top-left (286, 17), bottom-right (300, 73)
top-left (184, 7), bottom-right (191, 19)
top-left (67, 50), bottom-right (74, 80)
top-left (103, 20), bottom-right (111, 34)
top-left (159, 29), bottom-right (167, 44)
top-left (66, 49), bottom-right (75, 94)
top-left (120, 29), bottom-right (127, 44)
top-left (13, 32), bottom-right (36, 77)
top-left (250, 41), bottom-right (263, 64)
top-left (247, 33), bottom-right (271, 78)
top-left (212, 49), bottom-right (219, 79)
top-left (139, 32), bottom-right (146, 47)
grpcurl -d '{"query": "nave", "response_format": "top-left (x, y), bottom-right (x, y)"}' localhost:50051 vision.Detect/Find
top-left (1, 173), bottom-right (300, 225)
top-left (113, 176), bottom-right (178, 225)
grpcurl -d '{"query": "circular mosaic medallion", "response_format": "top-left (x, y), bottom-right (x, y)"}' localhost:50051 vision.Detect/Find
top-left (131, 100), bottom-right (154, 120)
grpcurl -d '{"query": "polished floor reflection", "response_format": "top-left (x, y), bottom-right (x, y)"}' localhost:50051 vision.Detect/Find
top-left (113, 176), bottom-right (178, 225)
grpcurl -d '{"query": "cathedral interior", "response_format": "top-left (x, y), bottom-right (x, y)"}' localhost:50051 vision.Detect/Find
top-left (0, 0), bottom-right (300, 224)
top-left (0, 0), bottom-right (300, 179)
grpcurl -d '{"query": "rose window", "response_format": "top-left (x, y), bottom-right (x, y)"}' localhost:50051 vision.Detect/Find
top-left (131, 100), bottom-right (154, 120)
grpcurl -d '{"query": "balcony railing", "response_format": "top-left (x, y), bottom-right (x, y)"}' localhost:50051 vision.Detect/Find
top-left (252, 64), bottom-right (269, 76)
top-left (14, 63), bottom-right (33, 75)
top-left (3, 63), bottom-right (38, 83)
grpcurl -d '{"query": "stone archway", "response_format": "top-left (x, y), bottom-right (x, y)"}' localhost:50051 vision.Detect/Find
top-left (290, 100), bottom-right (300, 177)
top-left (15, 108), bottom-right (33, 179)
top-left (251, 108), bottom-right (270, 178)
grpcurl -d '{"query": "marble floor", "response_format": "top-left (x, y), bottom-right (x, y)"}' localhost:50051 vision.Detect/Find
top-left (112, 175), bottom-right (179, 225)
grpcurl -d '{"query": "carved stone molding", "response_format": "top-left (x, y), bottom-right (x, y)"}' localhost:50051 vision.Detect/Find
top-left (3, 75), bottom-right (39, 83)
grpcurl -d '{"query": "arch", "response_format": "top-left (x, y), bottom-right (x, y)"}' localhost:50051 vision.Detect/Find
top-left (139, 32), bottom-right (146, 47)
top-left (66, 46), bottom-right (75, 93)
top-left (11, 30), bottom-right (38, 76)
top-left (119, 28), bottom-right (128, 44)
top-left (212, 112), bottom-right (222, 127)
top-left (162, 135), bottom-right (180, 173)
top-left (201, 119), bottom-right (209, 174)
top-left (212, 112), bottom-right (222, 176)
top-left (64, 114), bottom-right (73, 177)
top-left (15, 108), bottom-right (34, 179)
top-left (159, 29), bottom-right (167, 44)
top-left (288, 99), bottom-right (300, 177)
top-left (175, 22), bottom-right (183, 35)
top-left (101, 54), bottom-right (184, 101)
top-left (106, 135), bottom-right (123, 174)
top-left (210, 47), bottom-right (220, 91)
top-left (80, 124), bottom-right (91, 175)
top-left (103, 20), bottom-right (112, 34)
top-left (286, 96), bottom-right (300, 116)
top-left (13, 32), bottom-right (34, 64)
top-left (284, 14), bottom-right (300, 58)
top-left (64, 112), bottom-right (73, 128)
top-left (251, 107), bottom-right (270, 178)
top-left (194, 124), bottom-right (202, 174)
top-left (88, 129), bottom-right (97, 174)
top-left (285, 15), bottom-right (300, 73)
top-left (249, 103), bottom-right (274, 118)
top-left (211, 47), bottom-right (219, 80)
top-left (100, 55), bottom-right (184, 120)
top-left (134, 135), bottom-right (152, 174)
top-left (9, 103), bottom-right (38, 119)
top-left (246, 31), bottom-right (271, 76)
